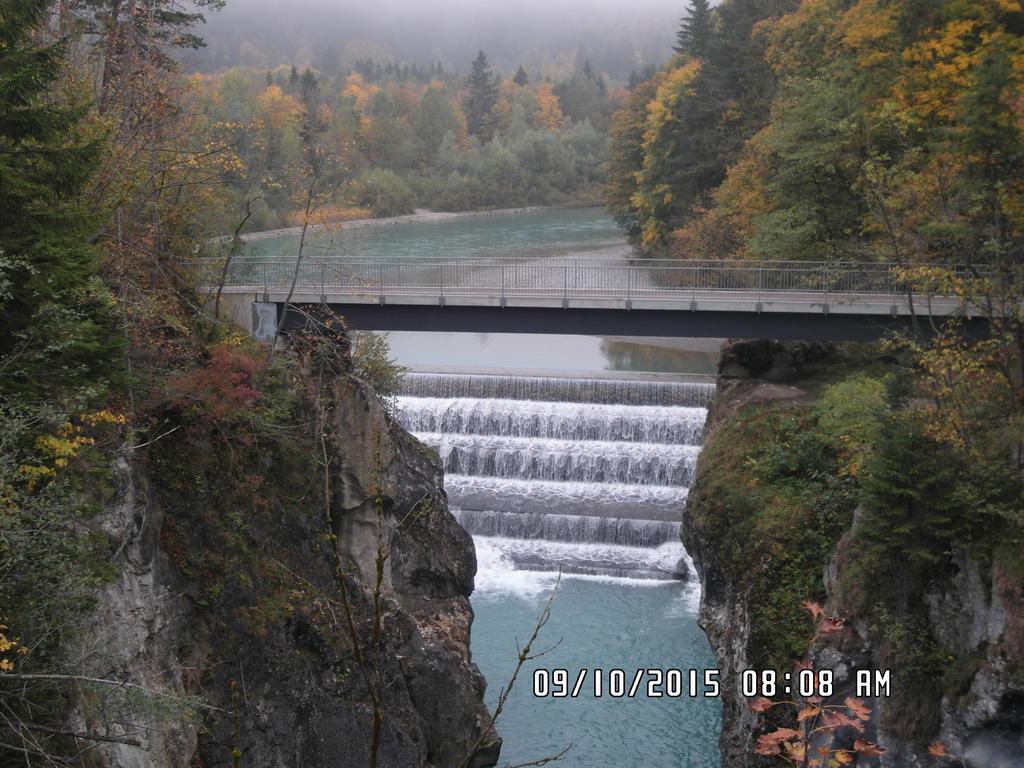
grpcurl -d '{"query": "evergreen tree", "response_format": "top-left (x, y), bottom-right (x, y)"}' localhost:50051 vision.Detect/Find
top-left (674, 0), bottom-right (713, 58)
top-left (0, 0), bottom-right (121, 404)
top-left (300, 67), bottom-right (318, 104)
top-left (513, 65), bottom-right (530, 86)
top-left (464, 50), bottom-right (499, 137)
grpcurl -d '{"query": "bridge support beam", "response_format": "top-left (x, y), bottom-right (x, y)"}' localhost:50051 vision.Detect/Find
top-left (279, 302), bottom-right (989, 342)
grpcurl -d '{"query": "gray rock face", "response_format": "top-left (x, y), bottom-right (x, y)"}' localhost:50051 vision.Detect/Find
top-left (685, 340), bottom-right (1024, 768)
top-left (76, 371), bottom-right (497, 768)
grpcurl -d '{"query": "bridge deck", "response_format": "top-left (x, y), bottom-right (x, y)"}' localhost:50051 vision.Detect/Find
top-left (202, 257), bottom-right (985, 341)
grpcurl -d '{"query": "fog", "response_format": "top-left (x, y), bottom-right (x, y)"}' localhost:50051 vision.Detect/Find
top-left (186, 0), bottom-right (696, 79)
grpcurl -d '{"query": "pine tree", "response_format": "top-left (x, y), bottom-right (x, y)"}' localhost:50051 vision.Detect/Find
top-left (463, 50), bottom-right (499, 137)
top-left (0, 0), bottom-right (121, 403)
top-left (674, 0), bottom-right (712, 58)
top-left (513, 65), bottom-right (529, 86)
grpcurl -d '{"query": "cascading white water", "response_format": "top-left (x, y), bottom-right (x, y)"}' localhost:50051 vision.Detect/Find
top-left (397, 397), bottom-right (708, 444)
top-left (397, 374), bottom-right (712, 585)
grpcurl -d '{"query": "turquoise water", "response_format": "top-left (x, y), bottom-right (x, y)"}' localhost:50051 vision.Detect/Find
top-left (243, 207), bottom-right (628, 261)
top-left (375, 208), bottom-right (723, 767)
top-left (471, 569), bottom-right (721, 768)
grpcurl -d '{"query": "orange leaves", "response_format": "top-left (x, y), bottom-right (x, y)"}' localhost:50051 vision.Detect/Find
top-left (817, 616), bottom-right (847, 635)
top-left (804, 600), bottom-right (849, 637)
top-left (534, 83), bottom-right (564, 130)
top-left (928, 741), bottom-right (949, 757)
top-left (802, 600), bottom-right (824, 620)
top-left (822, 708), bottom-right (866, 734)
top-left (854, 738), bottom-right (886, 756)
top-left (797, 705), bottom-right (821, 721)
top-left (749, 692), bottom-right (879, 765)
top-left (754, 727), bottom-right (801, 757)
top-left (749, 696), bottom-right (776, 713)
top-left (845, 697), bottom-right (871, 722)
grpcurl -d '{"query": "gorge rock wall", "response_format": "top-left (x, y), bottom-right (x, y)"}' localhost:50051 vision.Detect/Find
top-left (684, 340), bottom-right (1024, 768)
top-left (77, 361), bottom-right (497, 768)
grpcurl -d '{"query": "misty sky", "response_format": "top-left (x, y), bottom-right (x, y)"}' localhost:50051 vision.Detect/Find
top-left (186, 0), bottom-right (700, 79)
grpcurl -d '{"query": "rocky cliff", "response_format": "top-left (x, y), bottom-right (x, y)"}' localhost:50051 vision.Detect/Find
top-left (73, 339), bottom-right (498, 768)
top-left (684, 340), bottom-right (1024, 768)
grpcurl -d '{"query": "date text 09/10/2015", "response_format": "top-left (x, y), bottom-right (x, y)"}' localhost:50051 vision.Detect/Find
top-left (531, 668), bottom-right (891, 699)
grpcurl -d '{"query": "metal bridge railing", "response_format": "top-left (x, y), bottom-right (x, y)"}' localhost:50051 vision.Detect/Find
top-left (197, 257), bottom-right (982, 306)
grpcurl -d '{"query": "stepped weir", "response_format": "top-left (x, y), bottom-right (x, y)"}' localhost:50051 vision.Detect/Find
top-left (396, 372), bottom-right (714, 582)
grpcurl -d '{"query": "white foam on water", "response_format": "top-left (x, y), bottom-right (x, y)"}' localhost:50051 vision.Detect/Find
top-left (417, 432), bottom-right (699, 485)
top-left (472, 535), bottom-right (692, 593)
top-left (446, 475), bottom-right (688, 521)
top-left (397, 396), bottom-right (707, 445)
top-left (472, 536), bottom-right (563, 600)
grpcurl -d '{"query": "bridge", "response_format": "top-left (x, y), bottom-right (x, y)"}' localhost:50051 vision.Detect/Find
top-left (203, 256), bottom-right (986, 341)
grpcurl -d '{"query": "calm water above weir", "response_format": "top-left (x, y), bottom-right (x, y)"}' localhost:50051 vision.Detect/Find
top-left (243, 207), bottom-right (629, 262)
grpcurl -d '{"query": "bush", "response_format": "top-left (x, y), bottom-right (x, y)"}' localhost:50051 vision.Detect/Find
top-left (814, 375), bottom-right (887, 477)
top-left (352, 169), bottom-right (415, 218)
top-left (350, 332), bottom-right (407, 398)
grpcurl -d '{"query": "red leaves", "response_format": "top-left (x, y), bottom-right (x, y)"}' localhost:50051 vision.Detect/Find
top-left (803, 600), bottom-right (849, 636)
top-left (817, 616), bottom-right (847, 635)
top-left (166, 344), bottom-right (263, 422)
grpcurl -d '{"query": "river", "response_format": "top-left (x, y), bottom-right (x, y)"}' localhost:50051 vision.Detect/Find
top-left (265, 207), bottom-right (723, 766)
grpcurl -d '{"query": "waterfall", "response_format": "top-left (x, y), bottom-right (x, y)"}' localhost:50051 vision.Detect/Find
top-left (397, 373), bottom-right (711, 585)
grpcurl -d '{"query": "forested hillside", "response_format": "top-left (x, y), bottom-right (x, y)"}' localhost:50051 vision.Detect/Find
top-left (612, 2), bottom-right (1024, 766)
top-left (0, 2), bottom-right (496, 764)
top-left (186, 52), bottom-right (618, 230)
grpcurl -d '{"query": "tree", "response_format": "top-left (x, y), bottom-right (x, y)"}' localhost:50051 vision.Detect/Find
top-left (65, 0), bottom-right (224, 112)
top-left (605, 73), bottom-right (663, 242)
top-left (674, 0), bottom-right (713, 59)
top-left (513, 64), bottom-right (529, 86)
top-left (0, 0), bottom-right (121, 405)
top-left (463, 50), bottom-right (498, 137)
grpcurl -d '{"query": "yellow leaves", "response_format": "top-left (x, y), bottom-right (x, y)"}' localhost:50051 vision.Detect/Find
top-left (82, 410), bottom-right (126, 427)
top-left (16, 411), bottom-right (124, 491)
top-left (0, 621), bottom-right (25, 672)
top-left (341, 74), bottom-right (379, 113)
top-left (839, 0), bottom-right (898, 68)
top-left (256, 85), bottom-right (304, 131)
top-left (645, 60), bottom-right (702, 141)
